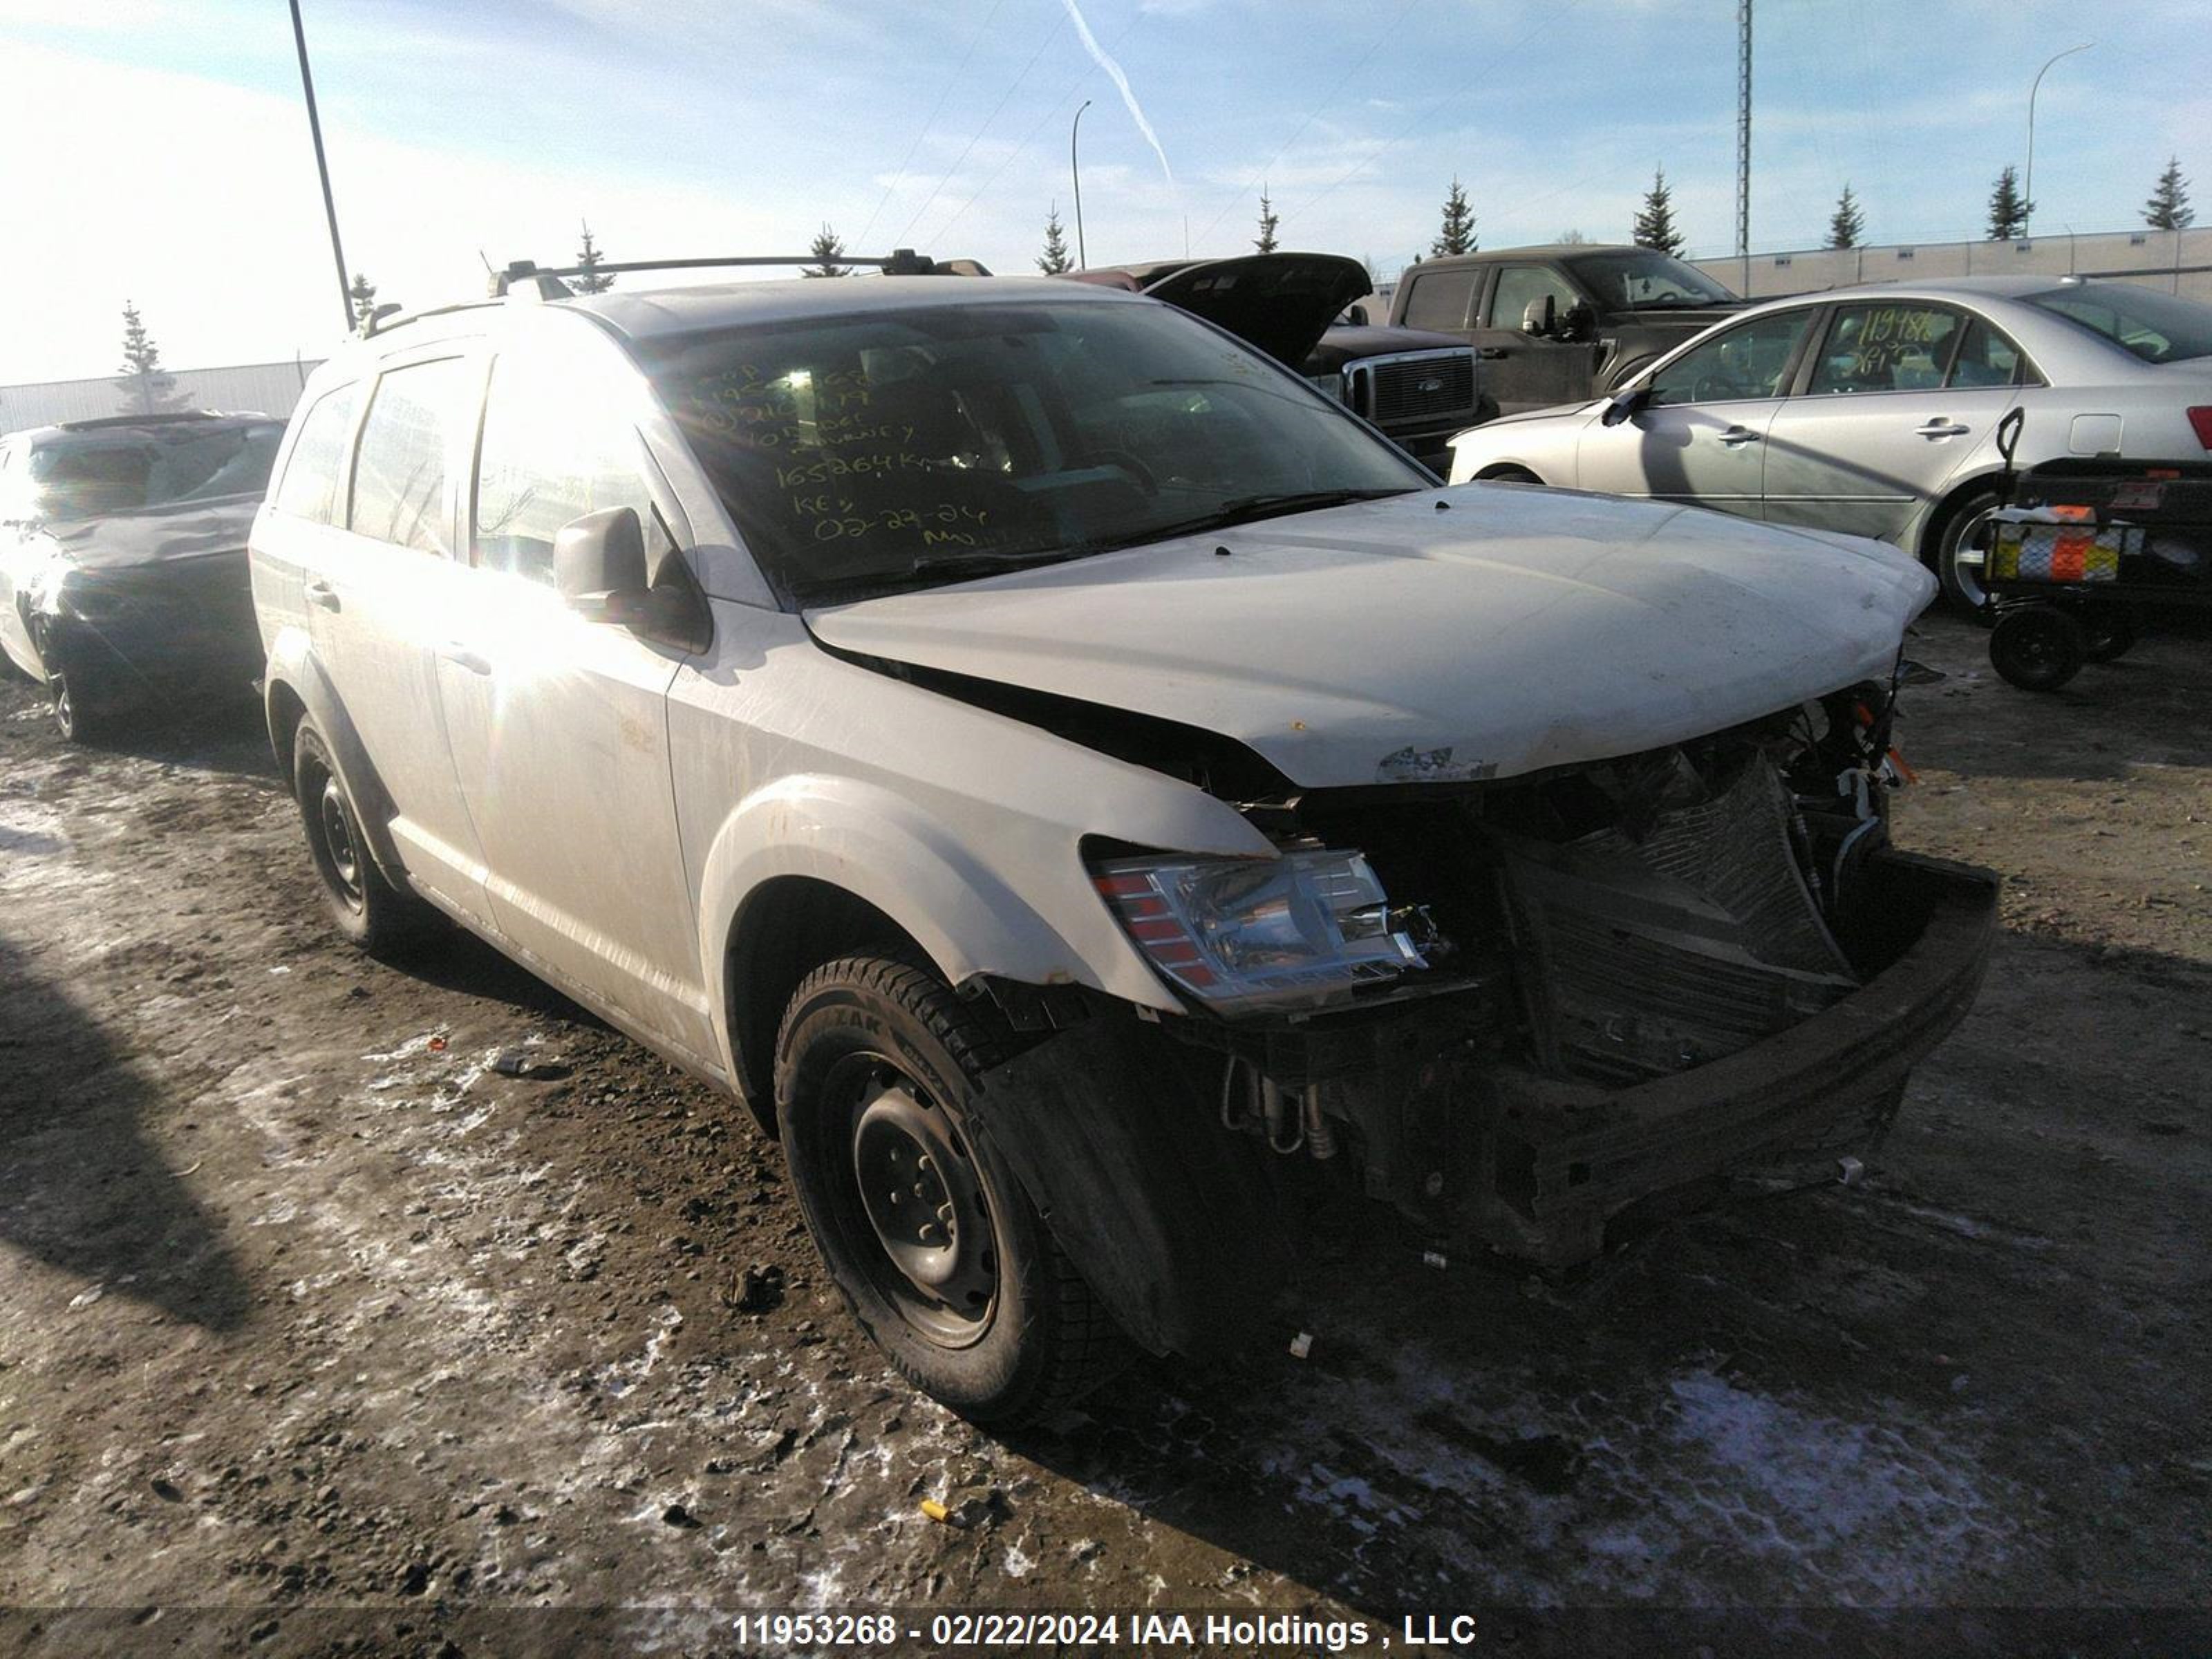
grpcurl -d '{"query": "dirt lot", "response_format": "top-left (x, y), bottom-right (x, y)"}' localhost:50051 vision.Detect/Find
top-left (1, 613), bottom-right (2208, 1658)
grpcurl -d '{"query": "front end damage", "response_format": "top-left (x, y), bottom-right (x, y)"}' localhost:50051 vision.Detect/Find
top-left (974, 679), bottom-right (1994, 1351)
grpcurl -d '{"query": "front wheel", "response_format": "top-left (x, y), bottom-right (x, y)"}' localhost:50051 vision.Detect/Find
top-left (1990, 606), bottom-right (2086, 692)
top-left (775, 955), bottom-right (1130, 1424)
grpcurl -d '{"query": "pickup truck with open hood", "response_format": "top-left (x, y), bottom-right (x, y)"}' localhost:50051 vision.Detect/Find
top-left (250, 263), bottom-right (1994, 1426)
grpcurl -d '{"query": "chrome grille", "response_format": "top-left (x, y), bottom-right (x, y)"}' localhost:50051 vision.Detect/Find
top-left (1350, 352), bottom-right (1477, 425)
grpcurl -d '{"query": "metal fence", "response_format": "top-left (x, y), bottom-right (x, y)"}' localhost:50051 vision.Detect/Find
top-left (1694, 226), bottom-right (2211, 302)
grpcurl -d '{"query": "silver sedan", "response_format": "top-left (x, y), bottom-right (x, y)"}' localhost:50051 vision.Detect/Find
top-left (1445, 274), bottom-right (2212, 608)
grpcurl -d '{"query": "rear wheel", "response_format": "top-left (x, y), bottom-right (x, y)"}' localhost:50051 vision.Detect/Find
top-left (291, 722), bottom-right (440, 952)
top-left (775, 955), bottom-right (1130, 1424)
top-left (31, 620), bottom-right (113, 744)
top-left (1990, 606), bottom-right (2086, 692)
top-left (1477, 465), bottom-right (1542, 485)
top-left (1931, 487), bottom-right (2004, 616)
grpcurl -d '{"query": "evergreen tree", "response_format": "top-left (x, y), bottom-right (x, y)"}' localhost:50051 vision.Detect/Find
top-left (1986, 166), bottom-right (2033, 240)
top-left (1431, 177), bottom-right (1476, 257)
top-left (114, 301), bottom-right (190, 415)
top-left (2144, 157), bottom-right (2195, 230)
top-left (1826, 185), bottom-right (1865, 250)
top-left (1037, 205), bottom-right (1073, 274)
top-left (347, 272), bottom-right (379, 328)
top-left (803, 223), bottom-right (849, 279)
top-left (1254, 187), bottom-right (1280, 255)
top-left (572, 222), bottom-right (615, 292)
top-left (1632, 169), bottom-right (1685, 257)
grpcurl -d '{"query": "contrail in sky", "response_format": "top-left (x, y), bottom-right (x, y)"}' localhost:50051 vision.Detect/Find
top-left (1060, 0), bottom-right (1177, 194)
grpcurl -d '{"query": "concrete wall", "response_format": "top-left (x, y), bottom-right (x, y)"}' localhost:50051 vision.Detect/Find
top-left (1694, 226), bottom-right (2211, 303)
top-left (0, 359), bottom-right (324, 435)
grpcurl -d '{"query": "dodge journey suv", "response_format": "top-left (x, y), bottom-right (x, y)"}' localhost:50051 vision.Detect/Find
top-left (251, 261), bottom-right (1994, 1424)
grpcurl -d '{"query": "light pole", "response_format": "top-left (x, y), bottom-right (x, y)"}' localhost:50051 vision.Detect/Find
top-left (2024, 41), bottom-right (2091, 236)
top-left (1070, 100), bottom-right (1092, 269)
top-left (289, 0), bottom-right (355, 332)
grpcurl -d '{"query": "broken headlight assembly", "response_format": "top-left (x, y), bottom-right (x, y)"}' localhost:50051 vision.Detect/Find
top-left (1091, 849), bottom-right (1429, 1014)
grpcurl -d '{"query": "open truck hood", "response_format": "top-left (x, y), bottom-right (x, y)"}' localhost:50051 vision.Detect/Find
top-left (1066, 253), bottom-right (1374, 368)
top-left (806, 487), bottom-right (1935, 791)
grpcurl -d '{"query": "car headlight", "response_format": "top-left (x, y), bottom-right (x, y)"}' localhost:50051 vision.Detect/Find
top-left (1091, 849), bottom-right (1427, 1014)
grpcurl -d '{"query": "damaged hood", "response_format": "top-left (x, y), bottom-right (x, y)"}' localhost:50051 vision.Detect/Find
top-left (39, 492), bottom-right (261, 573)
top-left (806, 487), bottom-right (1936, 790)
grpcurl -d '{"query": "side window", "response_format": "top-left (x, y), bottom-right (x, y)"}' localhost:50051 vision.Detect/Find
top-left (350, 357), bottom-right (471, 554)
top-left (473, 348), bottom-right (671, 586)
top-left (1488, 265), bottom-right (1580, 330)
top-left (1401, 271), bottom-right (1475, 332)
top-left (272, 385), bottom-right (359, 523)
top-left (1647, 310), bottom-right (1814, 406)
top-left (1805, 303), bottom-right (1962, 396)
top-left (1947, 316), bottom-right (2038, 388)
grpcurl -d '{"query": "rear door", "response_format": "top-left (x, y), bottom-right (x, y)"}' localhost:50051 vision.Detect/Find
top-left (314, 348), bottom-right (493, 921)
top-left (1469, 263), bottom-right (1599, 413)
top-left (1763, 301), bottom-right (2027, 542)
top-left (434, 316), bottom-right (711, 1058)
top-left (1575, 307), bottom-right (1817, 516)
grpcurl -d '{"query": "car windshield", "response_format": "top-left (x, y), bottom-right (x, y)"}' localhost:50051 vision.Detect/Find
top-left (2025, 283), bottom-right (2212, 365)
top-left (638, 299), bottom-right (1426, 603)
top-left (20, 421), bottom-right (284, 522)
top-left (1568, 251), bottom-right (1735, 310)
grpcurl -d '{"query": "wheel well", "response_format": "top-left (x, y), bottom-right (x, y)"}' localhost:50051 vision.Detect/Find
top-left (724, 877), bottom-right (926, 1132)
top-left (265, 679), bottom-right (308, 780)
top-left (1476, 464), bottom-right (1542, 485)
top-left (1918, 474), bottom-right (2003, 563)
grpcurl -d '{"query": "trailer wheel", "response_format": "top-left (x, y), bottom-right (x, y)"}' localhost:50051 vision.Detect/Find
top-left (2081, 610), bottom-right (2137, 664)
top-left (775, 955), bottom-right (1131, 1425)
top-left (1990, 607), bottom-right (2086, 692)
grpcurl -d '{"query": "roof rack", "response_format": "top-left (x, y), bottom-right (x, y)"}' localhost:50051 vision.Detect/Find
top-left (486, 249), bottom-right (984, 299)
top-left (53, 411), bottom-right (226, 431)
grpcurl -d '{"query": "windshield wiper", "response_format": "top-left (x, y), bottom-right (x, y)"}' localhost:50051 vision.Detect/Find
top-left (1081, 487), bottom-right (1417, 551)
top-left (794, 547), bottom-right (1092, 605)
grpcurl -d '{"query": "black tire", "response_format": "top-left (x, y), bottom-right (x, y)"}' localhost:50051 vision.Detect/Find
top-left (1989, 606), bottom-right (2086, 692)
top-left (2081, 608), bottom-right (2137, 664)
top-left (1477, 465), bottom-right (1542, 485)
top-left (30, 619), bottom-right (115, 745)
top-left (1930, 487), bottom-right (2004, 617)
top-left (775, 955), bottom-right (1131, 1425)
top-left (291, 722), bottom-right (440, 952)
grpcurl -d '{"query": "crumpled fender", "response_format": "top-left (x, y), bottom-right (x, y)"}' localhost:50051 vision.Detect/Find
top-left (694, 769), bottom-right (1178, 1082)
top-left (261, 624), bottom-right (406, 883)
top-left (970, 1014), bottom-right (1282, 1360)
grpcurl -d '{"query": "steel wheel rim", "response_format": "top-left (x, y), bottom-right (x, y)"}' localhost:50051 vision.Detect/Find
top-left (317, 775), bottom-right (366, 911)
top-left (1949, 505), bottom-right (1998, 609)
top-left (833, 1054), bottom-right (999, 1347)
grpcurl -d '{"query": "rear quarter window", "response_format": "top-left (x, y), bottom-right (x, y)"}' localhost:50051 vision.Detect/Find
top-left (349, 357), bottom-right (474, 554)
top-left (272, 384), bottom-right (361, 525)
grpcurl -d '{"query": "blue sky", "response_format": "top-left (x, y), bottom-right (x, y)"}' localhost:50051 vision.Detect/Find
top-left (1, 0), bottom-right (2204, 384)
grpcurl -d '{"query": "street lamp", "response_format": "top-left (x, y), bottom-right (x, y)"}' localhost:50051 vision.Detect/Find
top-left (2024, 41), bottom-right (2092, 236)
top-left (1070, 99), bottom-right (1093, 269)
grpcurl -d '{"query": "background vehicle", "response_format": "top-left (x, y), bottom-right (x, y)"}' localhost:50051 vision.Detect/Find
top-left (1386, 243), bottom-right (1745, 415)
top-left (1065, 253), bottom-right (1491, 471)
top-left (0, 411), bottom-right (282, 739)
top-left (252, 259), bottom-right (1989, 1427)
top-left (1446, 275), bottom-right (2212, 610)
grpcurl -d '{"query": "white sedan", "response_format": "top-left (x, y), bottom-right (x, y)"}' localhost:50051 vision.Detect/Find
top-left (1446, 274), bottom-right (2212, 608)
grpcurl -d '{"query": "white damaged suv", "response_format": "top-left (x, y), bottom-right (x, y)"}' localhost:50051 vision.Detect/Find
top-left (251, 263), bottom-right (1994, 1423)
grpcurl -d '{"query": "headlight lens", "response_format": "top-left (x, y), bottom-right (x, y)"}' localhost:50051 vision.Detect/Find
top-left (1092, 849), bottom-right (1427, 1013)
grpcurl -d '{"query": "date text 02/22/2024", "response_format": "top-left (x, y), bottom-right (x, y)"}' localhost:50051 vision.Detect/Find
top-left (724, 1611), bottom-right (1484, 1649)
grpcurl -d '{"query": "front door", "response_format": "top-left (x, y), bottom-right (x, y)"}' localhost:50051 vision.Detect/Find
top-left (434, 327), bottom-right (714, 1063)
top-left (1574, 307), bottom-right (1817, 517)
top-left (1470, 263), bottom-right (1601, 413)
top-left (1763, 303), bottom-right (2027, 543)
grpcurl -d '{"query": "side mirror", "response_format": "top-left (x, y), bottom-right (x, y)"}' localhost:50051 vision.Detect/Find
top-left (555, 506), bottom-right (650, 624)
top-left (1520, 295), bottom-right (1557, 337)
top-left (1600, 384), bottom-right (1652, 427)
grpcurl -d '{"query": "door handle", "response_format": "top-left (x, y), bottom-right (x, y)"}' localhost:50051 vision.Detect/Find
top-left (438, 643), bottom-right (492, 675)
top-left (1915, 420), bottom-right (1971, 438)
top-left (1717, 425), bottom-right (1761, 447)
top-left (305, 579), bottom-right (341, 612)
top-left (1476, 346), bottom-right (1509, 359)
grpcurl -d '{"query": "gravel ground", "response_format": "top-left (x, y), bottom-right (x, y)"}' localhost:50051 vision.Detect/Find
top-left (1, 612), bottom-right (2207, 1658)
